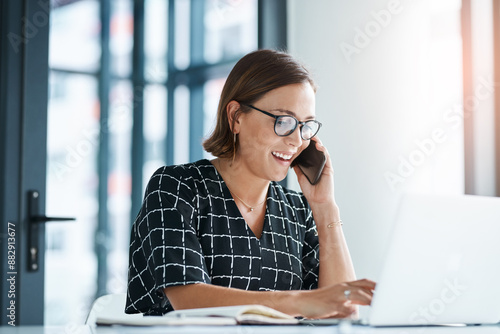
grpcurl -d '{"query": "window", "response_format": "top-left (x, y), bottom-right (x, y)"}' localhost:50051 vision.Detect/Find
top-left (461, 0), bottom-right (499, 196)
top-left (45, 0), bottom-right (277, 325)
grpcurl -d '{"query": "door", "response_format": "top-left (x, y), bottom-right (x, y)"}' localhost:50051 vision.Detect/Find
top-left (1, 0), bottom-right (264, 326)
top-left (0, 0), bottom-right (52, 326)
top-left (1, 0), bottom-right (126, 326)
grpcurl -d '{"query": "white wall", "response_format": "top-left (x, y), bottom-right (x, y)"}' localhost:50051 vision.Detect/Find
top-left (287, 0), bottom-right (466, 281)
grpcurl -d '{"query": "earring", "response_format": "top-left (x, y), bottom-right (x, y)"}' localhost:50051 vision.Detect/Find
top-left (231, 133), bottom-right (237, 166)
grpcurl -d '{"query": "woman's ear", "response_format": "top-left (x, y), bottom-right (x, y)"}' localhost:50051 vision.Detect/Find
top-left (226, 100), bottom-right (241, 134)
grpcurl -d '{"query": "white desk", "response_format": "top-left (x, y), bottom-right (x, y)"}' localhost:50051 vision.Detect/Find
top-left (1, 325), bottom-right (500, 334)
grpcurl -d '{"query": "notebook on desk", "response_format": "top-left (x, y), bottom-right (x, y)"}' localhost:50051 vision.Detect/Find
top-left (362, 193), bottom-right (500, 327)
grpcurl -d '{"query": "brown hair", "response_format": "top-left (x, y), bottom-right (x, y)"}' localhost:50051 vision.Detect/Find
top-left (202, 49), bottom-right (317, 158)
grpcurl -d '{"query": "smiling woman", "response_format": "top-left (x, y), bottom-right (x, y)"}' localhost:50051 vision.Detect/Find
top-left (203, 50), bottom-right (318, 160)
top-left (125, 49), bottom-right (375, 319)
top-left (224, 83), bottom-right (316, 184)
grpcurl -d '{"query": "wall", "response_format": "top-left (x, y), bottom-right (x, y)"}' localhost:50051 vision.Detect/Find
top-left (287, 0), bottom-right (467, 282)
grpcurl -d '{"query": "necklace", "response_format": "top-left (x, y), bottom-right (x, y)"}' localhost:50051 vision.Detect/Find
top-left (227, 185), bottom-right (267, 212)
top-left (216, 159), bottom-right (267, 212)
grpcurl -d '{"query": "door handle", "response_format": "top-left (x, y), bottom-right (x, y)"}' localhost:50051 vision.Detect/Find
top-left (28, 190), bottom-right (75, 271)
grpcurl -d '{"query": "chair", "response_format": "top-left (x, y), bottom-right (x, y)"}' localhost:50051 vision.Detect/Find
top-left (86, 293), bottom-right (143, 325)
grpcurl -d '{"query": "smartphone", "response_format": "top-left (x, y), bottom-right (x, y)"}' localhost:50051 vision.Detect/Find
top-left (291, 140), bottom-right (326, 185)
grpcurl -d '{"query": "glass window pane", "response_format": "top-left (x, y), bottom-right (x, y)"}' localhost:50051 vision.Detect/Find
top-left (143, 84), bottom-right (167, 185)
top-left (174, 85), bottom-right (190, 164)
top-left (49, 0), bottom-right (100, 72)
top-left (45, 72), bottom-right (99, 325)
top-left (203, 78), bottom-right (226, 160)
top-left (110, 0), bottom-right (133, 77)
top-left (145, 0), bottom-right (168, 83)
top-left (174, 0), bottom-right (191, 70)
top-left (204, 0), bottom-right (258, 63)
top-left (108, 80), bottom-right (133, 295)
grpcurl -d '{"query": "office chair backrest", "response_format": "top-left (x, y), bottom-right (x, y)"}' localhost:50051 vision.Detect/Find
top-left (86, 293), bottom-right (142, 325)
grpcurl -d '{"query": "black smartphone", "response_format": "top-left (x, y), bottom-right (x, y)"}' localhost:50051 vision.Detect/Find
top-left (291, 140), bottom-right (326, 185)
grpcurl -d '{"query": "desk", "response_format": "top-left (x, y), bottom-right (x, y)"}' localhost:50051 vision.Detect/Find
top-left (1, 325), bottom-right (500, 334)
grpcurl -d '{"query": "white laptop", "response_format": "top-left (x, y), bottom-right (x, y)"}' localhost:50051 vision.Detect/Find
top-left (365, 193), bottom-right (500, 326)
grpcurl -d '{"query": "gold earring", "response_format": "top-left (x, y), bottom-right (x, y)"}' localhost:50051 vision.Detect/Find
top-left (231, 133), bottom-right (237, 166)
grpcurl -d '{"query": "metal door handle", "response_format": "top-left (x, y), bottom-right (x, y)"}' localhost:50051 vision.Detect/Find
top-left (31, 215), bottom-right (76, 223)
top-left (28, 190), bottom-right (75, 271)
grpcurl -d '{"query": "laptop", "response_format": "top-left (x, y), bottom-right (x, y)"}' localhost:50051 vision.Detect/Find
top-left (302, 193), bottom-right (500, 327)
top-left (365, 193), bottom-right (500, 326)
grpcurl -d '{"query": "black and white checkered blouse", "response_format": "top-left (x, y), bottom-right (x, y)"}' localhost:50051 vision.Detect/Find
top-left (125, 159), bottom-right (320, 315)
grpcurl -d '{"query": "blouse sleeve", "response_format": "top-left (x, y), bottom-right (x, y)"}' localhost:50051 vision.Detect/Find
top-left (301, 207), bottom-right (320, 290)
top-left (125, 166), bottom-right (210, 315)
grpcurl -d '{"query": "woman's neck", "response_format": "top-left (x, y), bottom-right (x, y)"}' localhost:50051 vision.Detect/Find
top-left (213, 157), bottom-right (270, 206)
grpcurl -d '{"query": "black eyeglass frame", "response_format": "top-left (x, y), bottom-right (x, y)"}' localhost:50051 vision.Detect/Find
top-left (242, 104), bottom-right (322, 140)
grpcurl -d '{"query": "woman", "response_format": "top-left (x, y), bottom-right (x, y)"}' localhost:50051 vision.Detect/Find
top-left (125, 49), bottom-right (375, 319)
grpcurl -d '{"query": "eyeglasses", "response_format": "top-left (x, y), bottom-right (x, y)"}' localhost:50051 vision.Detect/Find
top-left (243, 104), bottom-right (322, 140)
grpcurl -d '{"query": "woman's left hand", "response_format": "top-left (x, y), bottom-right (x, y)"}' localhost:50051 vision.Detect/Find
top-left (292, 137), bottom-right (337, 209)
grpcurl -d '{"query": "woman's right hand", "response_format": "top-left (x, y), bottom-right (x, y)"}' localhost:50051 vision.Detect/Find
top-left (165, 279), bottom-right (375, 320)
top-left (296, 279), bottom-right (376, 319)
